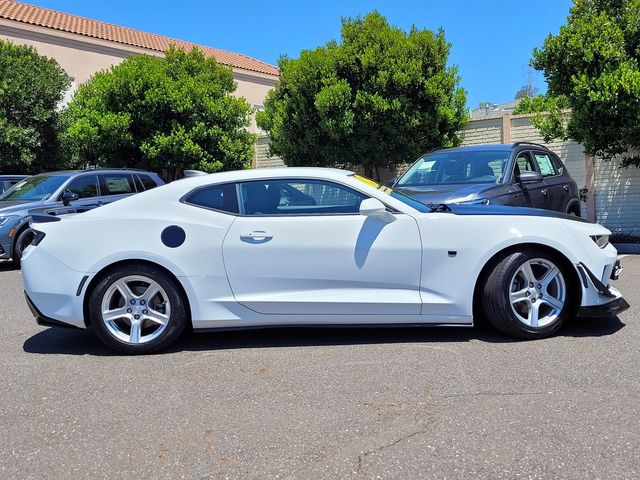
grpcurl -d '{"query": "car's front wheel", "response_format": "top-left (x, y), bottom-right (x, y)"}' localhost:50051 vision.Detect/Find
top-left (13, 227), bottom-right (35, 265)
top-left (88, 264), bottom-right (187, 354)
top-left (482, 250), bottom-right (578, 339)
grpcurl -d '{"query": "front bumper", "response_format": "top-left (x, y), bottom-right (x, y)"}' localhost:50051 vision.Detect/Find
top-left (579, 295), bottom-right (630, 319)
top-left (577, 256), bottom-right (630, 319)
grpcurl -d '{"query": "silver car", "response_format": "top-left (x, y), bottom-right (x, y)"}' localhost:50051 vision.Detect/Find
top-left (0, 168), bottom-right (164, 263)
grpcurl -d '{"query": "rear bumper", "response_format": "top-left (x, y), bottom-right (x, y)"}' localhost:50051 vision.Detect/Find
top-left (25, 292), bottom-right (80, 328)
top-left (21, 246), bottom-right (88, 329)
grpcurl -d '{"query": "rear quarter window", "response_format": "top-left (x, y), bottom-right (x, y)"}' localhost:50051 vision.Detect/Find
top-left (184, 183), bottom-right (239, 214)
top-left (139, 175), bottom-right (158, 191)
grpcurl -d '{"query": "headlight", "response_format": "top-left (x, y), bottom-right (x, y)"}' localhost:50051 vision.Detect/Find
top-left (591, 234), bottom-right (609, 248)
top-left (455, 198), bottom-right (490, 205)
top-left (0, 215), bottom-right (18, 228)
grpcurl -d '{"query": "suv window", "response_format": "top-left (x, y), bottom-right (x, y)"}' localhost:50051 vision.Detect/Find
top-left (65, 175), bottom-right (99, 198)
top-left (240, 179), bottom-right (367, 215)
top-left (514, 151), bottom-right (537, 177)
top-left (138, 174), bottom-right (158, 191)
top-left (185, 183), bottom-right (239, 214)
top-left (101, 173), bottom-right (135, 195)
top-left (533, 152), bottom-right (559, 177)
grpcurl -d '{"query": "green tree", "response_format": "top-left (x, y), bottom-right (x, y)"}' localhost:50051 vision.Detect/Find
top-left (0, 40), bottom-right (71, 174)
top-left (256, 12), bottom-right (467, 179)
top-left (62, 47), bottom-right (255, 177)
top-left (522, 0), bottom-right (640, 167)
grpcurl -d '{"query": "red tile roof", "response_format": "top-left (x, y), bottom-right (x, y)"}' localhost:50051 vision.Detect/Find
top-left (0, 0), bottom-right (279, 76)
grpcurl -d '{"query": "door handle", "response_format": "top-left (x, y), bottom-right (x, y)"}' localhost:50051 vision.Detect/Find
top-left (541, 189), bottom-right (548, 196)
top-left (563, 184), bottom-right (569, 192)
top-left (240, 231), bottom-right (273, 241)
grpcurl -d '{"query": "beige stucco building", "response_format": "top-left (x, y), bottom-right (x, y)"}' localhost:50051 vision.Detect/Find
top-left (0, 0), bottom-right (278, 138)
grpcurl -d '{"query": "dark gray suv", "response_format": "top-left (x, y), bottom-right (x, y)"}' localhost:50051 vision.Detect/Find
top-left (0, 169), bottom-right (164, 263)
top-left (392, 142), bottom-right (581, 215)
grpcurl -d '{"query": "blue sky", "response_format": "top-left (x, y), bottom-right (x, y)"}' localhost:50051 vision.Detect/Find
top-left (29, 0), bottom-right (574, 108)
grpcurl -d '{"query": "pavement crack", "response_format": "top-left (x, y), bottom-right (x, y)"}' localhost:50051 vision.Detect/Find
top-left (443, 390), bottom-right (546, 399)
top-left (356, 427), bottom-right (429, 474)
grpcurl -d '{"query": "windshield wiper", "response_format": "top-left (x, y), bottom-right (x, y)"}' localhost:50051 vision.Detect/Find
top-left (427, 203), bottom-right (451, 213)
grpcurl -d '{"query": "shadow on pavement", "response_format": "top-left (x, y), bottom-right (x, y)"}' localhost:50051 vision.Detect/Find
top-left (23, 316), bottom-right (625, 356)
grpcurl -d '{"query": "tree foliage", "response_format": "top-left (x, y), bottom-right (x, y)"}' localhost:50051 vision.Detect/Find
top-left (526, 0), bottom-right (640, 167)
top-left (62, 47), bottom-right (255, 176)
top-left (256, 12), bottom-right (467, 177)
top-left (513, 94), bottom-right (571, 142)
top-left (0, 40), bottom-right (70, 174)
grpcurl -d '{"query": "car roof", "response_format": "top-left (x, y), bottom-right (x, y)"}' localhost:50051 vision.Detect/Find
top-left (33, 169), bottom-right (155, 177)
top-left (174, 167), bottom-right (354, 186)
top-left (428, 143), bottom-right (549, 154)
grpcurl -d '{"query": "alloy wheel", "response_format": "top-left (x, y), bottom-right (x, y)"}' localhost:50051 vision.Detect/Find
top-left (100, 275), bottom-right (171, 344)
top-left (508, 258), bottom-right (566, 328)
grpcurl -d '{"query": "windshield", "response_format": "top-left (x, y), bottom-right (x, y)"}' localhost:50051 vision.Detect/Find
top-left (0, 175), bottom-right (69, 202)
top-left (351, 174), bottom-right (432, 213)
top-left (397, 150), bottom-right (510, 186)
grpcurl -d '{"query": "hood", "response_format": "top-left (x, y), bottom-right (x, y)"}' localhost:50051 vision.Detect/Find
top-left (394, 182), bottom-right (497, 204)
top-left (0, 200), bottom-right (40, 215)
top-left (448, 204), bottom-right (593, 224)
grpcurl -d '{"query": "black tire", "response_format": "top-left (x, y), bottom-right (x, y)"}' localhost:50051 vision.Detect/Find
top-left (88, 263), bottom-right (187, 354)
top-left (482, 249), bottom-right (578, 340)
top-left (12, 227), bottom-right (35, 266)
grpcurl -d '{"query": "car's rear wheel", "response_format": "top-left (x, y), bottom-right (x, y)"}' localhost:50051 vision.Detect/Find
top-left (482, 250), bottom-right (577, 339)
top-left (88, 264), bottom-right (187, 354)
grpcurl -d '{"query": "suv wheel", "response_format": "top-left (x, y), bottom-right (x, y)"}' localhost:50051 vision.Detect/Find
top-left (13, 227), bottom-right (35, 265)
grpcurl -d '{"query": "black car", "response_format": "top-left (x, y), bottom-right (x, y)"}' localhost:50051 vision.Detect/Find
top-left (391, 142), bottom-right (581, 215)
top-left (0, 175), bottom-right (28, 195)
top-left (0, 168), bottom-right (164, 263)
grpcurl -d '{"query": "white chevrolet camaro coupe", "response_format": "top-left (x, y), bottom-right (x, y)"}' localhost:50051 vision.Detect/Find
top-left (21, 168), bottom-right (628, 354)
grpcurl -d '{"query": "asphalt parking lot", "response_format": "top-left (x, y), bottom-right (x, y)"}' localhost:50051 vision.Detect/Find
top-left (1, 256), bottom-right (639, 479)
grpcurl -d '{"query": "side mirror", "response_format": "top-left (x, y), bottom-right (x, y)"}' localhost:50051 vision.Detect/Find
top-left (518, 171), bottom-right (543, 184)
top-left (386, 176), bottom-right (398, 188)
top-left (61, 191), bottom-right (79, 206)
top-left (359, 198), bottom-right (395, 222)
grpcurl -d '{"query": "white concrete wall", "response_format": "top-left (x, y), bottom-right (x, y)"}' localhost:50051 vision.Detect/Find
top-left (461, 117), bottom-right (503, 145)
top-left (594, 154), bottom-right (640, 235)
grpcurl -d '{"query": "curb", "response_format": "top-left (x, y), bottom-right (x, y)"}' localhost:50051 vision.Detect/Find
top-left (613, 243), bottom-right (640, 254)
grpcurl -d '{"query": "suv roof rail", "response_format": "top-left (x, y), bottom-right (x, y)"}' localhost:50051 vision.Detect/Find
top-left (512, 141), bottom-right (549, 149)
top-left (82, 166), bottom-right (147, 172)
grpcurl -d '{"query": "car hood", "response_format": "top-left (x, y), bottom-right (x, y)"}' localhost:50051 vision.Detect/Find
top-left (394, 183), bottom-right (497, 204)
top-left (447, 204), bottom-right (593, 223)
top-left (0, 200), bottom-right (41, 215)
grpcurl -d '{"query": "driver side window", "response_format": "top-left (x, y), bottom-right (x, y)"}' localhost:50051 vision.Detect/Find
top-left (514, 152), bottom-right (537, 177)
top-left (64, 175), bottom-right (99, 199)
top-left (239, 179), bottom-right (367, 216)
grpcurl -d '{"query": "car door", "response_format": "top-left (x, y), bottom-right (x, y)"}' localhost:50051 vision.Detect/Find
top-left (222, 178), bottom-right (423, 316)
top-left (57, 174), bottom-right (101, 213)
top-left (530, 150), bottom-right (566, 212)
top-left (511, 151), bottom-right (549, 209)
